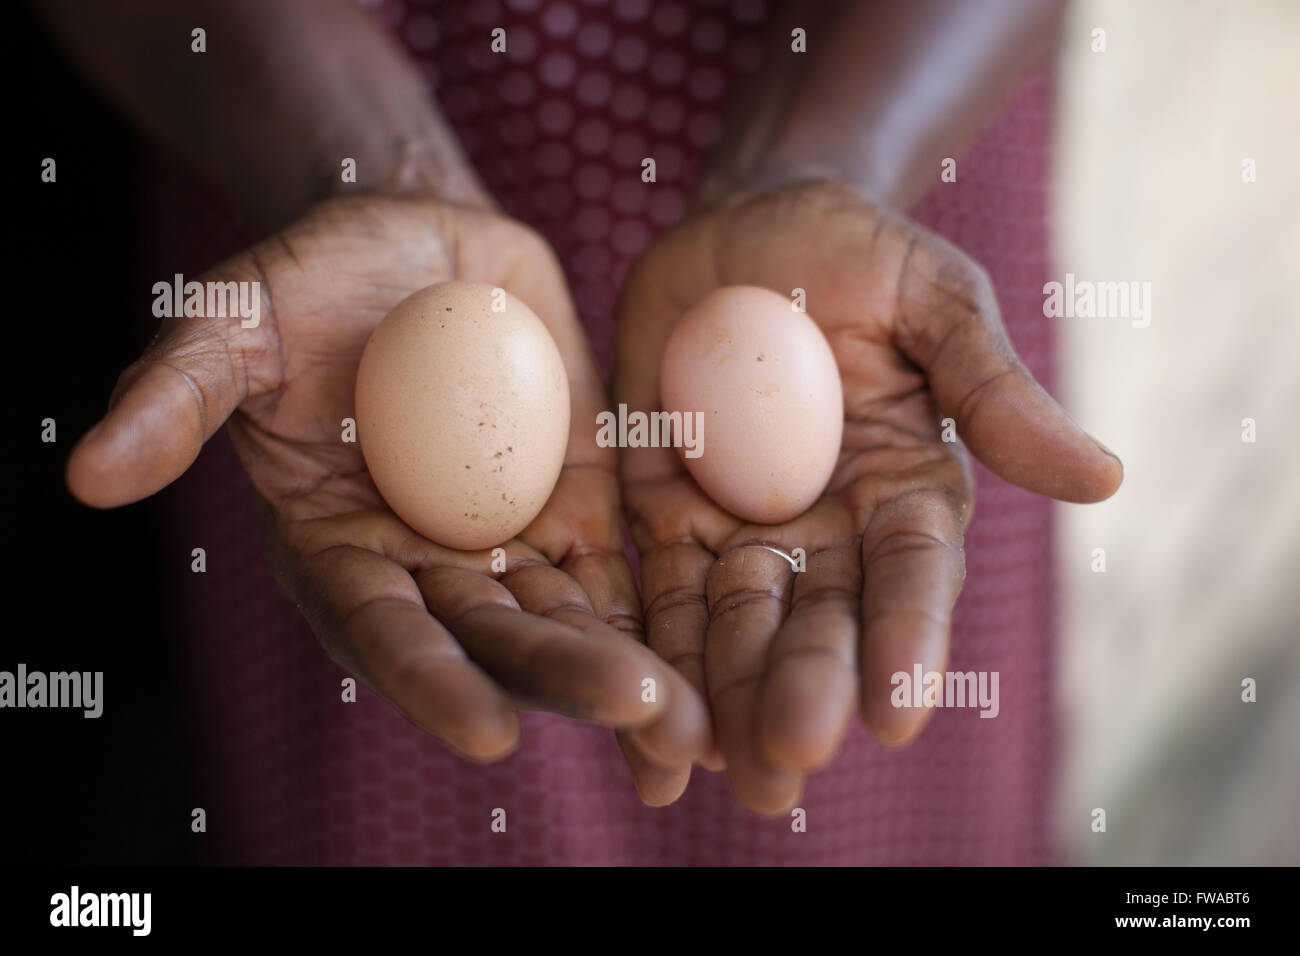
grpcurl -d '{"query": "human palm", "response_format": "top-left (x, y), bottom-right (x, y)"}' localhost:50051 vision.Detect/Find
top-left (68, 195), bottom-right (709, 777)
top-left (615, 181), bottom-right (1122, 813)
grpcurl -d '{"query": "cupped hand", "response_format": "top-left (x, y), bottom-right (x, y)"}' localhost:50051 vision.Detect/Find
top-left (67, 195), bottom-right (710, 789)
top-left (614, 180), bottom-right (1122, 814)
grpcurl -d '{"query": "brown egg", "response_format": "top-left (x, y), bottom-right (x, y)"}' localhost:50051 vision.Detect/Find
top-left (355, 280), bottom-right (570, 550)
top-left (659, 285), bottom-right (843, 524)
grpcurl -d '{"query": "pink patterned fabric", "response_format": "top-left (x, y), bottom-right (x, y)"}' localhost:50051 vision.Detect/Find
top-left (151, 0), bottom-right (1058, 864)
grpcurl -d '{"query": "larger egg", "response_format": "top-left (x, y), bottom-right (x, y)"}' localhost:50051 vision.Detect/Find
top-left (659, 285), bottom-right (843, 524)
top-left (355, 280), bottom-right (570, 550)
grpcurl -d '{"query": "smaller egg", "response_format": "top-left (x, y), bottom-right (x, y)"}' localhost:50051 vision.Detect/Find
top-left (659, 285), bottom-right (843, 524)
top-left (355, 280), bottom-right (570, 550)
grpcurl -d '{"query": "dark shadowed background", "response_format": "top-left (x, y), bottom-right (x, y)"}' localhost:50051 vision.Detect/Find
top-left (7, 5), bottom-right (196, 865)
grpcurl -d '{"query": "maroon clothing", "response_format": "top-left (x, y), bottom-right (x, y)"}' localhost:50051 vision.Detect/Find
top-left (153, 0), bottom-right (1059, 863)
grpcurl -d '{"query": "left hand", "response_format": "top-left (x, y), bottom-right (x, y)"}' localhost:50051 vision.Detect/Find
top-left (614, 180), bottom-right (1123, 814)
top-left (65, 195), bottom-right (712, 784)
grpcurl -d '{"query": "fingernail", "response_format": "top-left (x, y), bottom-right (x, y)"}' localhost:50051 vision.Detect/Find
top-left (1091, 436), bottom-right (1124, 479)
top-left (1092, 435), bottom-right (1120, 460)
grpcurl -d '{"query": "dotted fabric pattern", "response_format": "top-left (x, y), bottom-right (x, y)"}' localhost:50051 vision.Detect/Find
top-left (148, 0), bottom-right (1058, 864)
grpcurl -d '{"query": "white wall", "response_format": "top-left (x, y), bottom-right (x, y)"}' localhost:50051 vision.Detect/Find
top-left (1053, 0), bottom-right (1300, 864)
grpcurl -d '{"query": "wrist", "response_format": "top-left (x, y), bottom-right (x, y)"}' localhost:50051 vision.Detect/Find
top-left (309, 123), bottom-right (495, 213)
top-left (692, 152), bottom-right (896, 215)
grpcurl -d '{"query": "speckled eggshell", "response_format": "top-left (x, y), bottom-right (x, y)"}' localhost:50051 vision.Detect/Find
top-left (659, 285), bottom-right (843, 525)
top-left (355, 280), bottom-right (570, 550)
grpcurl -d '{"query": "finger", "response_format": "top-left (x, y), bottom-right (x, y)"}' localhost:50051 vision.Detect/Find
top-left (66, 257), bottom-right (279, 508)
top-left (418, 565), bottom-right (663, 729)
top-left (894, 235), bottom-right (1123, 503)
top-left (858, 489), bottom-right (966, 747)
top-left (617, 731), bottom-right (693, 808)
top-left (525, 465), bottom-right (644, 640)
top-left (621, 672), bottom-right (711, 771)
top-left (756, 545), bottom-right (861, 770)
top-left (504, 563), bottom-right (711, 765)
top-left (563, 532), bottom-right (643, 638)
top-left (705, 547), bottom-right (803, 815)
top-left (289, 543), bottom-right (520, 761)
top-left (639, 538), bottom-right (725, 770)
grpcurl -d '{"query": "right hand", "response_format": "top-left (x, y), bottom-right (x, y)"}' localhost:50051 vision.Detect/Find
top-left (614, 180), bottom-right (1122, 812)
top-left (66, 195), bottom-right (712, 790)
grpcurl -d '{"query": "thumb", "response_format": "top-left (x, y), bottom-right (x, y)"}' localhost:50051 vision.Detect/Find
top-left (66, 258), bottom-right (278, 508)
top-left (896, 237), bottom-right (1122, 504)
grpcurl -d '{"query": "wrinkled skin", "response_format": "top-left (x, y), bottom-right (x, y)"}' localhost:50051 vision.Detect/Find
top-left (614, 181), bottom-right (1122, 813)
top-left (67, 196), bottom-right (711, 787)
